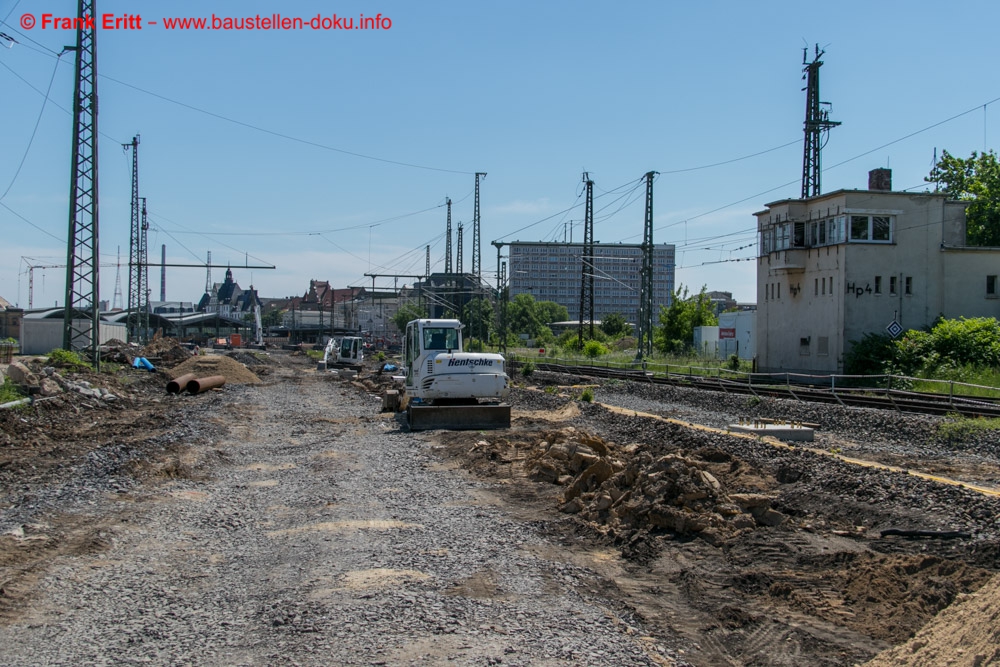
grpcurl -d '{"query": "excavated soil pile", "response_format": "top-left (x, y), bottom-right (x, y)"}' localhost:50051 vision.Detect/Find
top-left (141, 338), bottom-right (192, 367)
top-left (166, 355), bottom-right (261, 384)
top-left (865, 571), bottom-right (1000, 666)
top-left (225, 351), bottom-right (275, 367)
top-left (101, 339), bottom-right (141, 365)
top-left (432, 396), bottom-right (998, 652)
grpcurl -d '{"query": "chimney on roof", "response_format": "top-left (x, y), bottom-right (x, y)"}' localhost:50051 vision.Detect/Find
top-left (869, 168), bottom-right (892, 191)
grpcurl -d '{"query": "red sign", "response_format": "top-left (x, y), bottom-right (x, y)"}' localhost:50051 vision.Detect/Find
top-left (719, 328), bottom-right (736, 339)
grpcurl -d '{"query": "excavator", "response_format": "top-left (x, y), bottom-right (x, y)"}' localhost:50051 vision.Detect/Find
top-left (400, 318), bottom-right (510, 430)
top-left (321, 335), bottom-right (364, 370)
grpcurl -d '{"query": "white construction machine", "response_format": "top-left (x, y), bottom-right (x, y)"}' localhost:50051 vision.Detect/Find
top-left (321, 336), bottom-right (365, 370)
top-left (401, 318), bottom-right (510, 430)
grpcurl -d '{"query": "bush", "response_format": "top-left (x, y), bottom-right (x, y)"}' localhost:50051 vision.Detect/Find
top-left (844, 332), bottom-right (897, 375)
top-left (0, 377), bottom-right (25, 404)
top-left (583, 340), bottom-right (608, 358)
top-left (46, 348), bottom-right (92, 370)
top-left (376, 351), bottom-right (386, 362)
top-left (580, 387), bottom-right (594, 402)
top-left (466, 338), bottom-right (484, 352)
top-left (726, 354), bottom-right (740, 371)
top-left (521, 360), bottom-right (535, 377)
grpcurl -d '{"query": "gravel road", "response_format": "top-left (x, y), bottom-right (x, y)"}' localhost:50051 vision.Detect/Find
top-left (0, 361), bottom-right (680, 666)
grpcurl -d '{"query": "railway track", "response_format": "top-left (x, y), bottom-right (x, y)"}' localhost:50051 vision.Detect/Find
top-left (522, 360), bottom-right (1000, 419)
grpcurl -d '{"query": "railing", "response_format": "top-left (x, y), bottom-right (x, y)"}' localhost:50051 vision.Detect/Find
top-left (508, 354), bottom-right (1000, 417)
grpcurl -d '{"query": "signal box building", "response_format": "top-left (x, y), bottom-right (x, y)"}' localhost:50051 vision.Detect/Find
top-left (756, 168), bottom-right (1000, 373)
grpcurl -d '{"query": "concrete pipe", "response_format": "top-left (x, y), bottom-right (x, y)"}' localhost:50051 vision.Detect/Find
top-left (166, 373), bottom-right (197, 394)
top-left (186, 375), bottom-right (227, 394)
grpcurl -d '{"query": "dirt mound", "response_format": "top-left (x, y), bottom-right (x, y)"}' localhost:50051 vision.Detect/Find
top-left (141, 338), bottom-right (192, 367)
top-left (166, 355), bottom-right (261, 384)
top-left (864, 571), bottom-right (1000, 666)
top-left (226, 351), bottom-right (275, 367)
top-left (101, 339), bottom-right (140, 364)
top-left (522, 428), bottom-right (783, 546)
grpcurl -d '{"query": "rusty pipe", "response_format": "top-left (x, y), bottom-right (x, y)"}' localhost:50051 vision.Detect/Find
top-left (166, 373), bottom-right (197, 394)
top-left (186, 375), bottom-right (226, 394)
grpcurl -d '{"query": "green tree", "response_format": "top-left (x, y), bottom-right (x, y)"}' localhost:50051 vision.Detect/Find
top-left (461, 298), bottom-right (494, 343)
top-left (928, 150), bottom-right (1000, 246)
top-left (600, 313), bottom-right (629, 338)
top-left (507, 293), bottom-right (543, 338)
top-left (261, 308), bottom-right (284, 328)
top-left (653, 284), bottom-right (718, 355)
top-left (391, 303), bottom-right (426, 333)
top-left (535, 300), bottom-right (569, 329)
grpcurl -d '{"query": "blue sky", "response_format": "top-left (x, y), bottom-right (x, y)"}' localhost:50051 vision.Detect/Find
top-left (2, 0), bottom-right (998, 310)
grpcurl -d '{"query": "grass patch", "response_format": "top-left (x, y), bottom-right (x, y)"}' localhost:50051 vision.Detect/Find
top-left (0, 377), bottom-right (25, 404)
top-left (937, 415), bottom-right (1000, 442)
top-left (46, 348), bottom-right (92, 370)
top-left (305, 349), bottom-right (323, 360)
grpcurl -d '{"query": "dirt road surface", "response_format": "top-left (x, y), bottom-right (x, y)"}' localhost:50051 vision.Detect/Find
top-left (2, 350), bottom-right (999, 666)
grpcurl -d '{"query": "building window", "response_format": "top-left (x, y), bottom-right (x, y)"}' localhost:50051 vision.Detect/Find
top-left (874, 276), bottom-right (882, 294)
top-left (799, 337), bottom-right (810, 355)
top-left (777, 283), bottom-right (781, 299)
top-left (849, 215), bottom-right (893, 243)
top-left (817, 336), bottom-right (829, 356)
top-left (821, 277), bottom-right (825, 295)
top-left (988, 275), bottom-right (998, 297)
top-left (850, 215), bottom-right (869, 241)
top-left (890, 276), bottom-right (898, 295)
top-left (814, 278), bottom-right (818, 296)
top-left (905, 276), bottom-right (912, 295)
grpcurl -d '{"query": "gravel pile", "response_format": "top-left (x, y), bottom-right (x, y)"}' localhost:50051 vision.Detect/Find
top-left (556, 375), bottom-right (1000, 463)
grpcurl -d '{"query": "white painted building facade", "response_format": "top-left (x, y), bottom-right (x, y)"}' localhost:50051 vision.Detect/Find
top-left (756, 174), bottom-right (1000, 372)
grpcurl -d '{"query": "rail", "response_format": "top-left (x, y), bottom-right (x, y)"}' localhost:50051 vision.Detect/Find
top-left (509, 355), bottom-right (1000, 418)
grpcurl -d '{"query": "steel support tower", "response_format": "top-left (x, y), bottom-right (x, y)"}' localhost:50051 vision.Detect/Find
top-left (578, 173), bottom-right (595, 346)
top-left (499, 259), bottom-right (508, 354)
top-left (456, 223), bottom-right (464, 274)
top-left (62, 0), bottom-right (100, 366)
top-left (472, 173), bottom-right (486, 343)
top-left (160, 244), bottom-right (166, 301)
top-left (139, 197), bottom-right (149, 340)
top-left (801, 45), bottom-right (840, 199)
top-left (425, 245), bottom-right (430, 279)
top-left (444, 198), bottom-right (452, 274)
top-left (636, 171), bottom-right (657, 360)
top-left (124, 135), bottom-right (146, 342)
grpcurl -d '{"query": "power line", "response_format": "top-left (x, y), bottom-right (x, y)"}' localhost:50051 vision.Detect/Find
top-left (100, 74), bottom-right (477, 175)
top-left (0, 54), bottom-right (60, 201)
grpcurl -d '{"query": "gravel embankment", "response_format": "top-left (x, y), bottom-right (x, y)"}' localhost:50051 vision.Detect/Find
top-left (0, 369), bottom-right (684, 666)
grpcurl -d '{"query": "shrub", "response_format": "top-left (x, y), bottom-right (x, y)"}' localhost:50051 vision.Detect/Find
top-left (376, 351), bottom-right (386, 362)
top-left (0, 377), bottom-right (25, 404)
top-left (726, 354), bottom-right (740, 371)
top-left (844, 332), bottom-right (897, 375)
top-left (580, 387), bottom-right (594, 402)
top-left (521, 360), bottom-right (536, 377)
top-left (583, 340), bottom-right (608, 358)
top-left (46, 348), bottom-right (92, 370)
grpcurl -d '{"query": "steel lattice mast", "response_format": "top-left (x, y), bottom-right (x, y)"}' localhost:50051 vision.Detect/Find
top-left (63, 0), bottom-right (100, 366)
top-left (139, 197), bottom-right (149, 340)
top-left (444, 197), bottom-right (452, 274)
top-left (578, 173), bottom-right (594, 347)
top-left (456, 223), bottom-right (463, 274)
top-left (636, 171), bottom-right (657, 360)
top-left (801, 45), bottom-right (840, 199)
top-left (472, 173), bottom-right (486, 342)
top-left (124, 135), bottom-right (144, 342)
